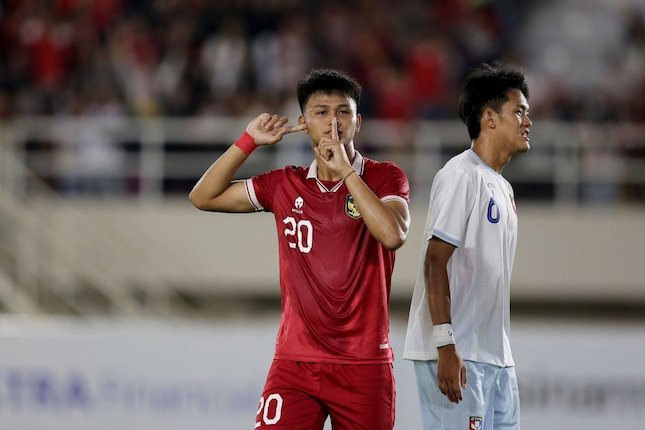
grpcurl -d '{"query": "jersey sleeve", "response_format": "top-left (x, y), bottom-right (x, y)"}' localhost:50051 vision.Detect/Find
top-left (427, 169), bottom-right (474, 248)
top-left (371, 162), bottom-right (410, 205)
top-left (244, 168), bottom-right (285, 212)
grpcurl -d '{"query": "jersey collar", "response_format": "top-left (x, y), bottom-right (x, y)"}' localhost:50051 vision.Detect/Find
top-left (467, 149), bottom-right (503, 177)
top-left (306, 151), bottom-right (366, 193)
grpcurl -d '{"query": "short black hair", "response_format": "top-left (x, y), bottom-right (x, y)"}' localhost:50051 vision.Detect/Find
top-left (458, 62), bottom-right (529, 140)
top-left (296, 69), bottom-right (362, 112)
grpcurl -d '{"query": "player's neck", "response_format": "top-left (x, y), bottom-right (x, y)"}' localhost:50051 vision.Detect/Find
top-left (471, 139), bottom-right (510, 173)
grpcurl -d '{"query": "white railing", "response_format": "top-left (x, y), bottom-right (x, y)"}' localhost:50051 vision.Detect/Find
top-left (3, 117), bottom-right (645, 206)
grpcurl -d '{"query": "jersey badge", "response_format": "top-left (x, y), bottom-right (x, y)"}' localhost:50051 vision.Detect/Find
top-left (292, 196), bottom-right (304, 214)
top-left (345, 194), bottom-right (361, 219)
top-left (469, 416), bottom-right (483, 430)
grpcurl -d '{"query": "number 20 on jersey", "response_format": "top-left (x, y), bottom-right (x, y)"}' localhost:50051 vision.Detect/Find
top-left (283, 216), bottom-right (313, 253)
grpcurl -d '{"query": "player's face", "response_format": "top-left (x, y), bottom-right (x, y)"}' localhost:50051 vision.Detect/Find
top-left (496, 89), bottom-right (532, 154)
top-left (299, 92), bottom-right (361, 147)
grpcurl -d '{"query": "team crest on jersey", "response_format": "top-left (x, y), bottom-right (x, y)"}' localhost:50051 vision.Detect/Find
top-left (345, 194), bottom-right (361, 219)
top-left (469, 416), bottom-right (483, 430)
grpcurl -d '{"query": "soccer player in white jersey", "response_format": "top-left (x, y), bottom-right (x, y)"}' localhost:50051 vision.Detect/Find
top-left (403, 62), bottom-right (532, 430)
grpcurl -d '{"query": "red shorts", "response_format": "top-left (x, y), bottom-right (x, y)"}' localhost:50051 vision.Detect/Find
top-left (254, 359), bottom-right (395, 430)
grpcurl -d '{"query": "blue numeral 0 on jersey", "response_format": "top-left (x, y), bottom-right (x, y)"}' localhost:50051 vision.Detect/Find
top-left (487, 197), bottom-right (500, 224)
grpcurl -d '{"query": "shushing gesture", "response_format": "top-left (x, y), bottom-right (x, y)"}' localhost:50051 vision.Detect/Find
top-left (314, 117), bottom-right (352, 176)
top-left (246, 113), bottom-right (307, 145)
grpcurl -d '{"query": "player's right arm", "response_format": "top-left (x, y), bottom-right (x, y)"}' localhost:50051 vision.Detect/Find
top-left (189, 113), bottom-right (307, 212)
top-left (425, 237), bottom-right (467, 404)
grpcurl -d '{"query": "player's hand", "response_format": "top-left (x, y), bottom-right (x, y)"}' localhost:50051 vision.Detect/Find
top-left (314, 117), bottom-right (352, 177)
top-left (246, 113), bottom-right (307, 145)
top-left (437, 345), bottom-right (468, 404)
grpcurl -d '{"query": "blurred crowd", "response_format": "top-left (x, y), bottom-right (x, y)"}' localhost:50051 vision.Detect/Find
top-left (1, 0), bottom-right (643, 122)
top-left (0, 0), bottom-right (526, 121)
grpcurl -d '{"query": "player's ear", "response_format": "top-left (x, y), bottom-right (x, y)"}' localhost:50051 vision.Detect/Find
top-left (483, 109), bottom-right (496, 129)
top-left (298, 115), bottom-right (308, 133)
top-left (356, 113), bottom-right (362, 133)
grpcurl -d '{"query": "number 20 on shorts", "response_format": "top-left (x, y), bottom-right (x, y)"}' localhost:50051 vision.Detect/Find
top-left (255, 393), bottom-right (283, 427)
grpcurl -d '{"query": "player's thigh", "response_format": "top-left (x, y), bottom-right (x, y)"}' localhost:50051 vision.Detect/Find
top-left (322, 363), bottom-right (395, 430)
top-left (413, 360), bottom-right (487, 430)
top-left (255, 360), bottom-right (327, 430)
top-left (491, 366), bottom-right (520, 430)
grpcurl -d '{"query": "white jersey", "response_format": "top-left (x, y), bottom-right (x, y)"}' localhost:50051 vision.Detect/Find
top-left (404, 149), bottom-right (517, 367)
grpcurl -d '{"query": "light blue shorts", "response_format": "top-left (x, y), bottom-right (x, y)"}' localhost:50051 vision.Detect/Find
top-left (413, 360), bottom-right (520, 430)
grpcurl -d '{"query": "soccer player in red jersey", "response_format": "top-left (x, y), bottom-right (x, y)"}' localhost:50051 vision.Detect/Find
top-left (189, 69), bottom-right (410, 429)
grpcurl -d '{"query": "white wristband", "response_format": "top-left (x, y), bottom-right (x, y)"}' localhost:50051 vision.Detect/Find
top-left (433, 323), bottom-right (455, 348)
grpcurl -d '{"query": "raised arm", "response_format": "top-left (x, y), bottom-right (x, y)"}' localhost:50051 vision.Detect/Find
top-left (425, 237), bottom-right (467, 404)
top-left (189, 113), bottom-right (307, 212)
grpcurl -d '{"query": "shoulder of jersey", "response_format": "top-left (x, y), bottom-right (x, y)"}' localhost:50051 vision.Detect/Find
top-left (364, 157), bottom-right (398, 172)
top-left (444, 152), bottom-right (475, 172)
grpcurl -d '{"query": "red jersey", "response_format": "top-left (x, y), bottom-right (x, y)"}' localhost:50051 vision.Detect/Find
top-left (244, 152), bottom-right (410, 364)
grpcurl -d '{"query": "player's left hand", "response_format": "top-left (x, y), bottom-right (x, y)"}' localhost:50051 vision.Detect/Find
top-left (314, 117), bottom-right (353, 178)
